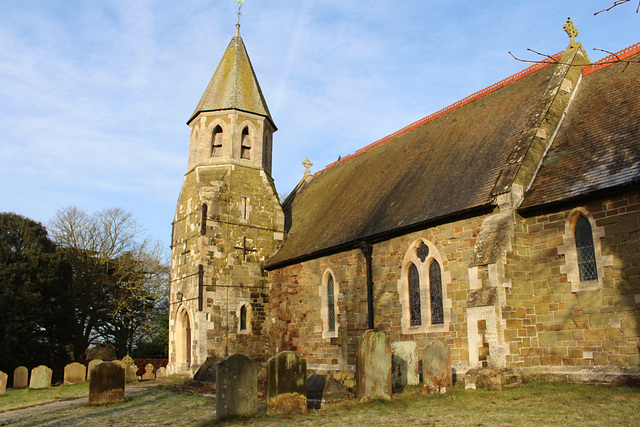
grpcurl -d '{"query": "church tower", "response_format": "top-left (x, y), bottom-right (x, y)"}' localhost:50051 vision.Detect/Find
top-left (168, 25), bottom-right (284, 375)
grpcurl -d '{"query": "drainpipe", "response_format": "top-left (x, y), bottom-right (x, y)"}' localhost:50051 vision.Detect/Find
top-left (359, 241), bottom-right (374, 330)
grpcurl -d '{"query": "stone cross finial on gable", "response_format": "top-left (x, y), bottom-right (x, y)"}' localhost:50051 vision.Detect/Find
top-left (563, 18), bottom-right (578, 43)
top-left (302, 158), bottom-right (313, 177)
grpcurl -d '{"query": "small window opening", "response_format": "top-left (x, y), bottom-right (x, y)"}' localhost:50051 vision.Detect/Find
top-left (241, 128), bottom-right (251, 159)
top-left (240, 305), bottom-right (247, 331)
top-left (327, 274), bottom-right (336, 332)
top-left (212, 126), bottom-right (223, 157)
top-left (201, 203), bottom-right (208, 235)
top-left (575, 215), bottom-right (598, 281)
top-left (242, 197), bottom-right (249, 220)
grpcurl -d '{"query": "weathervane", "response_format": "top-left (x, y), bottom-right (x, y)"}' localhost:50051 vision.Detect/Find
top-left (563, 17), bottom-right (578, 43)
top-left (236, 0), bottom-right (244, 26)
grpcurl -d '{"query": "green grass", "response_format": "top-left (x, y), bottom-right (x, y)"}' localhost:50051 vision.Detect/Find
top-left (0, 382), bottom-right (89, 413)
top-left (1, 381), bottom-right (639, 426)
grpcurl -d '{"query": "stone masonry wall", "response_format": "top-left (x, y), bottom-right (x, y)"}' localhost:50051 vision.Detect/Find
top-left (505, 190), bottom-right (640, 369)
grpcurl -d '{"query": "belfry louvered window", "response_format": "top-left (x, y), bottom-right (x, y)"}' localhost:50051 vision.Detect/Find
top-left (429, 260), bottom-right (444, 324)
top-left (575, 215), bottom-right (598, 281)
top-left (241, 127), bottom-right (251, 159)
top-left (212, 125), bottom-right (223, 157)
top-left (327, 274), bottom-right (336, 332)
top-left (240, 305), bottom-right (247, 331)
top-left (408, 262), bottom-right (422, 326)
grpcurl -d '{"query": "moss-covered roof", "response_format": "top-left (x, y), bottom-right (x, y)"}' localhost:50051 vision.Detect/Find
top-left (266, 60), bottom-right (562, 268)
top-left (189, 26), bottom-right (273, 126)
top-left (521, 51), bottom-right (640, 209)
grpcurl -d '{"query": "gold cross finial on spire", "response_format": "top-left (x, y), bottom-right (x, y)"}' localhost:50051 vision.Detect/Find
top-left (302, 158), bottom-right (313, 177)
top-left (563, 17), bottom-right (579, 43)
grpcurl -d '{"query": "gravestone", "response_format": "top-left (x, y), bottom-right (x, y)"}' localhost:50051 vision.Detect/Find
top-left (89, 362), bottom-right (125, 404)
top-left (13, 366), bottom-right (28, 389)
top-left (422, 340), bottom-right (452, 393)
top-left (216, 354), bottom-right (257, 420)
top-left (156, 367), bottom-right (167, 378)
top-left (141, 364), bottom-right (155, 380)
top-left (266, 351), bottom-right (307, 415)
top-left (64, 362), bottom-right (87, 385)
top-left (0, 371), bottom-right (7, 396)
top-left (121, 355), bottom-right (138, 381)
top-left (193, 356), bottom-right (220, 383)
top-left (87, 359), bottom-right (103, 381)
top-left (391, 341), bottom-right (419, 389)
top-left (29, 365), bottom-right (52, 389)
top-left (356, 330), bottom-right (392, 402)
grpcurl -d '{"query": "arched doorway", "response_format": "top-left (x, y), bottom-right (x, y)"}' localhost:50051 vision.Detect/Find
top-left (175, 309), bottom-right (191, 366)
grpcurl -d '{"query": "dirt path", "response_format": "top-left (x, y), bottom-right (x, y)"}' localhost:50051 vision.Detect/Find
top-left (0, 381), bottom-right (160, 421)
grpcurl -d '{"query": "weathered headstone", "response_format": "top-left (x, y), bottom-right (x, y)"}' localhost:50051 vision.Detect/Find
top-left (266, 351), bottom-right (307, 415)
top-left (216, 354), bottom-right (257, 420)
top-left (422, 340), bottom-right (452, 393)
top-left (141, 363), bottom-right (155, 380)
top-left (121, 355), bottom-right (138, 381)
top-left (29, 365), bottom-right (52, 389)
top-left (156, 367), bottom-right (167, 378)
top-left (0, 371), bottom-right (7, 396)
top-left (89, 362), bottom-right (125, 404)
top-left (356, 330), bottom-right (392, 402)
top-left (64, 362), bottom-right (87, 385)
top-left (13, 366), bottom-right (28, 389)
top-left (87, 359), bottom-right (103, 381)
top-left (193, 356), bottom-right (220, 383)
top-left (391, 341), bottom-right (419, 389)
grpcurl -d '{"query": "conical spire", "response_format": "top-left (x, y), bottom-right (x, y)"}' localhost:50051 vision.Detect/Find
top-left (188, 25), bottom-right (274, 126)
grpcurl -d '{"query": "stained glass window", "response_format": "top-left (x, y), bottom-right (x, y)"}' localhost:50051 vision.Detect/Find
top-left (408, 263), bottom-right (422, 326)
top-left (327, 274), bottom-right (336, 332)
top-left (429, 260), bottom-right (444, 324)
top-left (575, 215), bottom-right (598, 281)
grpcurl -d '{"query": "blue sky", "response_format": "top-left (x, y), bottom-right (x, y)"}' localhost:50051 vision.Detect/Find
top-left (1, 0), bottom-right (638, 252)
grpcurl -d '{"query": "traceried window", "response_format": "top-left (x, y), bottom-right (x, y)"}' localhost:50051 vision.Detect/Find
top-left (408, 263), bottom-right (421, 326)
top-left (575, 215), bottom-right (597, 281)
top-left (429, 260), bottom-right (444, 324)
top-left (398, 239), bottom-right (450, 334)
top-left (212, 125), bottom-right (223, 157)
top-left (240, 127), bottom-right (251, 159)
top-left (327, 274), bottom-right (336, 332)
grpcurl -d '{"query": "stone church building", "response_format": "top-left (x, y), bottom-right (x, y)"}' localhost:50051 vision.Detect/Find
top-left (167, 22), bottom-right (640, 383)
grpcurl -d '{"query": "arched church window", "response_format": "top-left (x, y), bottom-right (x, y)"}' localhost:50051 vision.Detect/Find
top-left (212, 125), bottom-right (223, 157)
top-left (429, 260), bottom-right (444, 324)
top-left (408, 262), bottom-right (421, 326)
top-left (327, 273), bottom-right (336, 332)
top-left (240, 305), bottom-right (247, 331)
top-left (575, 215), bottom-right (597, 281)
top-left (241, 127), bottom-right (251, 159)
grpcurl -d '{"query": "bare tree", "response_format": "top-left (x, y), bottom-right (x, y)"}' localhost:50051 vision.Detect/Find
top-left (595, 0), bottom-right (640, 14)
top-left (49, 206), bottom-right (169, 359)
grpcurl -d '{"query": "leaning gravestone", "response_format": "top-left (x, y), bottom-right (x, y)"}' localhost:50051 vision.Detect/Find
top-left (266, 351), bottom-right (307, 415)
top-left (29, 365), bottom-right (52, 389)
top-left (64, 362), bottom-right (87, 385)
top-left (141, 364), bottom-right (155, 380)
top-left (391, 341), bottom-right (419, 389)
top-left (216, 354), bottom-right (258, 420)
top-left (356, 330), bottom-right (392, 402)
top-left (193, 356), bottom-right (220, 383)
top-left (422, 340), bottom-right (452, 393)
top-left (0, 371), bottom-right (7, 396)
top-left (87, 359), bottom-right (103, 381)
top-left (13, 366), bottom-right (28, 389)
top-left (89, 362), bottom-right (125, 404)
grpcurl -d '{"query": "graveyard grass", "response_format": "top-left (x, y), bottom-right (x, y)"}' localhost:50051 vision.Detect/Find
top-left (1, 381), bottom-right (638, 426)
